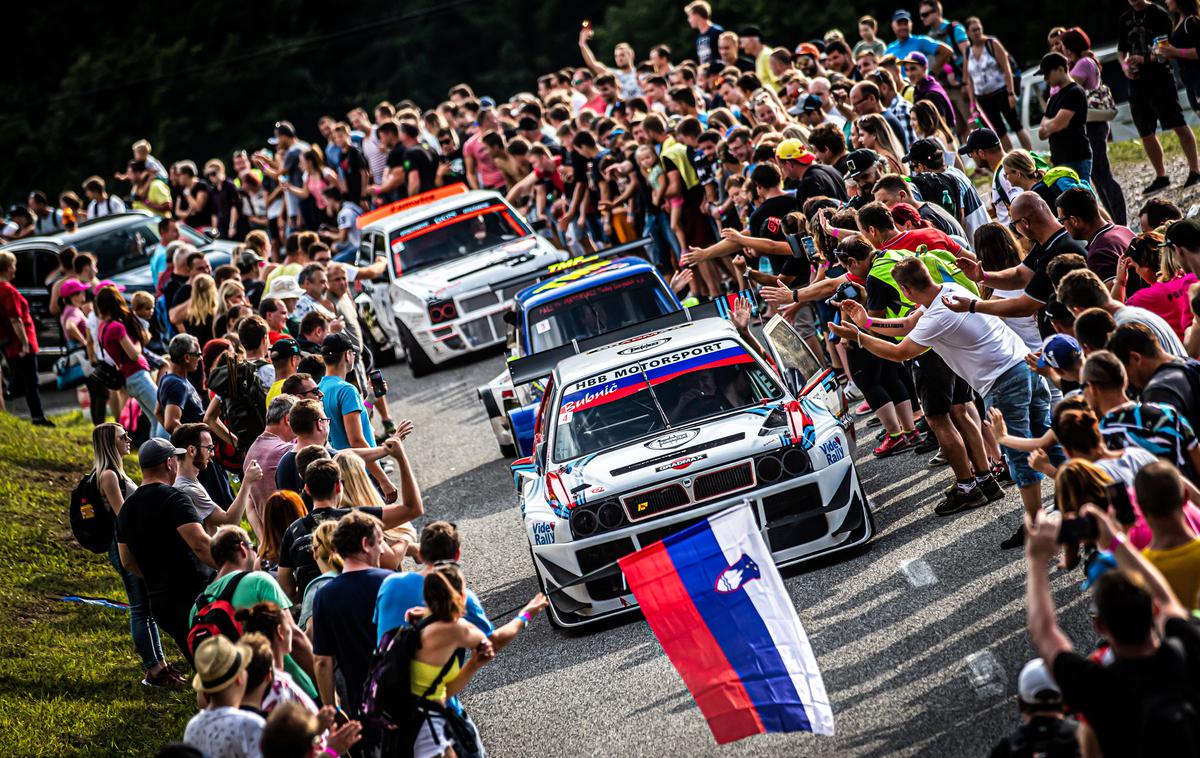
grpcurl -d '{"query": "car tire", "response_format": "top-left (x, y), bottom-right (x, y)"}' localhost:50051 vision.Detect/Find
top-left (397, 321), bottom-right (435, 378)
top-left (500, 441), bottom-right (519, 458)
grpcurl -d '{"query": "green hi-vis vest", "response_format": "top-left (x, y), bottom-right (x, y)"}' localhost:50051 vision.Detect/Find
top-left (867, 246), bottom-right (980, 319)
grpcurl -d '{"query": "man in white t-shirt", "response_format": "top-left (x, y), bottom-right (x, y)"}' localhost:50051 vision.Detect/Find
top-left (829, 256), bottom-right (1054, 530)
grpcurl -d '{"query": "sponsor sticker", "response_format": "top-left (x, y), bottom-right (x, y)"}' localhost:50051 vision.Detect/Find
top-left (535, 320), bottom-right (551, 334)
top-left (654, 453), bottom-right (707, 472)
top-left (645, 429), bottom-right (700, 450)
top-left (617, 338), bottom-right (669, 355)
top-left (821, 438), bottom-right (845, 466)
top-left (531, 522), bottom-right (556, 545)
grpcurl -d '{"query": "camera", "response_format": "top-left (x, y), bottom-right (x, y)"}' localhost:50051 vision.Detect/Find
top-left (1056, 515), bottom-right (1099, 544)
top-left (825, 281), bottom-right (861, 307)
top-left (786, 233), bottom-right (820, 263)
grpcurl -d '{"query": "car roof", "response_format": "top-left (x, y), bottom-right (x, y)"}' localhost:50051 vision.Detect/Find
top-left (1, 211), bottom-right (158, 250)
top-left (553, 317), bottom-right (741, 385)
top-left (516, 256), bottom-right (662, 311)
top-left (360, 190), bottom-right (507, 234)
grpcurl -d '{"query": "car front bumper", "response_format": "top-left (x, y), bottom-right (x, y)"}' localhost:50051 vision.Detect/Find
top-left (529, 454), bottom-right (872, 628)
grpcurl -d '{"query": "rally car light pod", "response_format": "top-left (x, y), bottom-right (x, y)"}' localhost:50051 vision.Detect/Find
top-left (596, 500), bottom-right (627, 530)
top-left (428, 300), bottom-right (458, 325)
top-left (756, 454), bottom-right (784, 484)
top-left (781, 447), bottom-right (812, 477)
top-left (570, 508), bottom-right (599, 538)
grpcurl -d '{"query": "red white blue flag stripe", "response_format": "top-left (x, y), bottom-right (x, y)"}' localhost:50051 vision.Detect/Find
top-left (618, 502), bottom-right (834, 744)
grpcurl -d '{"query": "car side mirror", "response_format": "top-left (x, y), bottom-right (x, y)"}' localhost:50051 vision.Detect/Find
top-left (503, 309), bottom-right (516, 326)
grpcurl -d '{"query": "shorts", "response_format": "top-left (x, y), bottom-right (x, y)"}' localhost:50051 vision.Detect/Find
top-left (412, 712), bottom-right (454, 758)
top-left (791, 302), bottom-right (818, 340)
top-left (975, 89), bottom-right (1022, 136)
top-left (912, 350), bottom-right (974, 416)
top-left (668, 196), bottom-right (684, 208)
top-left (1130, 72), bottom-right (1186, 138)
top-left (284, 191), bottom-right (302, 218)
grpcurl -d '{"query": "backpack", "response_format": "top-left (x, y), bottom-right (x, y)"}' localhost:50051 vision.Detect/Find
top-left (207, 354), bottom-right (268, 456)
top-left (868, 247), bottom-right (979, 319)
top-left (360, 620), bottom-right (475, 758)
top-left (186, 570), bottom-right (250, 657)
top-left (69, 472), bottom-right (114, 553)
top-left (1137, 637), bottom-right (1200, 756)
top-left (984, 38), bottom-right (1022, 95)
top-left (909, 172), bottom-right (962, 224)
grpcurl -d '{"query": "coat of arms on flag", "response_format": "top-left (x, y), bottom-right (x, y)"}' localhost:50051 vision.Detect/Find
top-left (618, 502), bottom-right (834, 744)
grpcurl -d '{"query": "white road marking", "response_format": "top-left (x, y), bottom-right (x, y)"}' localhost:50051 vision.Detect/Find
top-left (965, 650), bottom-right (1006, 699)
top-left (899, 558), bottom-right (937, 588)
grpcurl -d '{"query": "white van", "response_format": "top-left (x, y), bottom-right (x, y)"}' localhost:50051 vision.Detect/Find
top-left (1018, 43), bottom-right (1199, 153)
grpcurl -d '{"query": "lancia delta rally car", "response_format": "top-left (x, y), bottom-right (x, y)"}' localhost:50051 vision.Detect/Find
top-left (351, 184), bottom-right (569, 376)
top-left (510, 313), bottom-right (873, 628)
top-left (476, 245), bottom-right (683, 458)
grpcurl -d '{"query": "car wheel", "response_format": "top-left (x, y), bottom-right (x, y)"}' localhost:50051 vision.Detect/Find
top-left (362, 320), bottom-right (396, 369)
top-left (397, 321), bottom-right (435, 378)
top-left (500, 441), bottom-right (519, 458)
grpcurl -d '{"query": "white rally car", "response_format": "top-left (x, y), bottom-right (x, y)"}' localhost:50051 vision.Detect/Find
top-left (510, 314), bottom-right (873, 628)
top-left (352, 184), bottom-right (569, 376)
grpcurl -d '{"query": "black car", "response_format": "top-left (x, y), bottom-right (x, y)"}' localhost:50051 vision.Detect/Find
top-left (0, 211), bottom-right (236, 371)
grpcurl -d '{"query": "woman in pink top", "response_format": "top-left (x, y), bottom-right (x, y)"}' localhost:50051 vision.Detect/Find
top-left (1114, 231), bottom-right (1197, 340)
top-left (1060, 27), bottom-right (1127, 225)
top-left (95, 285), bottom-right (161, 436)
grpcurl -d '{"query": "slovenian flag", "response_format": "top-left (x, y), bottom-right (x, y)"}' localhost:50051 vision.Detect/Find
top-left (618, 502), bottom-right (834, 744)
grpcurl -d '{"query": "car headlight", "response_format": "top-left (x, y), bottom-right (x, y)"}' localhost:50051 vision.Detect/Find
top-left (570, 507), bottom-right (598, 539)
top-left (428, 299), bottom-right (458, 324)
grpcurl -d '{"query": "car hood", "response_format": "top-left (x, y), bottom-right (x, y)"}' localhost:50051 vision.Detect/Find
top-left (551, 405), bottom-right (791, 505)
top-left (394, 236), bottom-right (565, 300)
top-left (108, 265), bottom-right (154, 293)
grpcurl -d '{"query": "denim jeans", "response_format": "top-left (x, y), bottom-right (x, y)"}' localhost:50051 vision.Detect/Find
top-left (983, 362), bottom-right (1042, 488)
top-left (642, 210), bottom-right (679, 268)
top-left (108, 541), bottom-right (165, 670)
top-left (123, 369), bottom-right (165, 439)
top-left (1059, 159), bottom-right (1093, 185)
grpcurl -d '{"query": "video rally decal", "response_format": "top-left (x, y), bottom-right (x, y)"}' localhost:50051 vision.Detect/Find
top-left (558, 341), bottom-right (754, 415)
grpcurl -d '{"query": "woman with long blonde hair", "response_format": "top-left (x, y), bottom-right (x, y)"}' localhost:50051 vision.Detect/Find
top-left (300, 520), bottom-right (343, 635)
top-left (92, 422), bottom-right (178, 686)
top-left (215, 279), bottom-right (247, 336)
top-left (177, 273), bottom-right (218, 347)
top-left (911, 100), bottom-right (964, 171)
top-left (334, 451), bottom-right (416, 565)
top-left (854, 114), bottom-right (907, 175)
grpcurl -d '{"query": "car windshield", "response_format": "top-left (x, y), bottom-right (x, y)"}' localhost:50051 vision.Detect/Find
top-left (527, 272), bottom-right (675, 352)
top-left (552, 339), bottom-right (782, 461)
top-left (388, 201), bottom-right (528, 275)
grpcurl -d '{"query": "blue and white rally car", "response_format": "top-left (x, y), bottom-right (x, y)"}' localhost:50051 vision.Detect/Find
top-left (477, 246), bottom-right (682, 458)
top-left (509, 313), bottom-right (873, 628)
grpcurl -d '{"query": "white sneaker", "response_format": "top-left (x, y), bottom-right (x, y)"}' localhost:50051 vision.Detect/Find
top-left (844, 382), bottom-right (864, 402)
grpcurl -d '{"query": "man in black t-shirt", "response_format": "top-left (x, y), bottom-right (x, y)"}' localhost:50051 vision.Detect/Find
top-left (116, 438), bottom-right (215, 664)
top-left (1037, 54), bottom-right (1092, 180)
top-left (397, 122), bottom-right (438, 196)
top-left (1119, 0), bottom-right (1200, 194)
top-left (333, 122), bottom-right (368, 205)
top-left (1025, 504), bottom-right (1200, 758)
top-left (774, 139), bottom-right (848, 206)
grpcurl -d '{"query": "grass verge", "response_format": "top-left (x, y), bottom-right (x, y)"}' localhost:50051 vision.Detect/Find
top-left (1109, 124), bottom-right (1200, 166)
top-left (0, 411), bottom-right (192, 755)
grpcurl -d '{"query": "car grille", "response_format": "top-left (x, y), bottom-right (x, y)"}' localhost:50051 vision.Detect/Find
top-left (459, 291), bottom-right (500, 312)
top-left (622, 484), bottom-right (689, 522)
top-left (693, 462), bottom-right (754, 502)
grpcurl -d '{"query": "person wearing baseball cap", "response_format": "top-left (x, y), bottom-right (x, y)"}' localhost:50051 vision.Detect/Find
top-left (960, 128), bottom-right (1021, 225)
top-left (900, 51), bottom-right (957, 129)
top-left (792, 42), bottom-right (823, 78)
top-left (990, 658), bottom-right (1078, 755)
top-left (738, 25), bottom-right (777, 90)
top-left (317, 331), bottom-right (387, 498)
top-left (885, 7), bottom-right (953, 67)
top-left (265, 337), bottom-right (303, 408)
top-left (775, 139), bottom-right (849, 206)
top-left (116, 436), bottom-right (215, 666)
top-left (789, 94), bottom-right (832, 127)
top-left (1162, 218), bottom-right (1200, 279)
top-left (843, 149), bottom-right (885, 206)
top-left (184, 635), bottom-right (265, 752)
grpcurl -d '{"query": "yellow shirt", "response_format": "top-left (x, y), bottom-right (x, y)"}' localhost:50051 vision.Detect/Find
top-left (265, 262), bottom-right (303, 289)
top-left (265, 379), bottom-right (285, 411)
top-left (1143, 539), bottom-right (1200, 609)
top-left (756, 49), bottom-right (778, 92)
top-left (410, 655), bottom-right (461, 702)
top-left (133, 179), bottom-right (172, 218)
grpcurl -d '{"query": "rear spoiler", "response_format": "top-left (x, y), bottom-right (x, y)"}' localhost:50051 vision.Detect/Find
top-left (507, 288), bottom-right (753, 386)
top-left (355, 183), bottom-right (470, 229)
top-left (539, 238), bottom-right (655, 280)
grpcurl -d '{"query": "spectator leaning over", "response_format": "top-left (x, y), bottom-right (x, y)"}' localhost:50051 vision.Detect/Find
top-left (319, 332), bottom-right (393, 499)
top-left (1057, 269), bottom-right (1187, 358)
top-left (1109, 322), bottom-right (1200, 434)
top-left (96, 284), bottom-right (162, 438)
top-left (92, 422), bottom-right (180, 687)
top-left (184, 635), bottom-right (264, 758)
top-left (171, 421), bottom-right (259, 533)
top-left (1120, 0), bottom-right (1200, 194)
top-left (1055, 188), bottom-right (1133, 284)
top-left (872, 172), bottom-right (965, 238)
top-left (189, 526), bottom-right (317, 702)
top-left (311, 511), bottom-right (391, 746)
top-left (244, 395), bottom-right (298, 538)
top-left (830, 257), bottom-right (1043, 536)
top-left (116, 438), bottom-right (215, 664)
top-left (1114, 231), bottom-right (1197, 341)
top-left (0, 251), bottom-right (48, 425)
top-left (1135, 461), bottom-right (1200, 609)
top-left (277, 451), bottom-right (421, 602)
top-left (1081, 350), bottom-right (1200, 484)
top-left (1025, 503), bottom-right (1200, 757)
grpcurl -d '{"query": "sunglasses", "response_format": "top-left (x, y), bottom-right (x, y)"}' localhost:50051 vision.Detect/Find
top-left (120, 433), bottom-right (132, 442)
top-left (304, 388), bottom-right (325, 399)
top-left (919, 10), bottom-right (935, 17)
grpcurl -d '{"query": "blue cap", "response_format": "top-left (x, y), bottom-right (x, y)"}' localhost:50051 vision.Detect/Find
top-left (892, 9), bottom-right (913, 21)
top-left (1043, 334), bottom-right (1082, 369)
top-left (479, 96), bottom-right (497, 108)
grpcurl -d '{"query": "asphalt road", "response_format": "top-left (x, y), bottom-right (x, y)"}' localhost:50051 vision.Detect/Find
top-left (20, 347), bottom-right (1094, 757)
